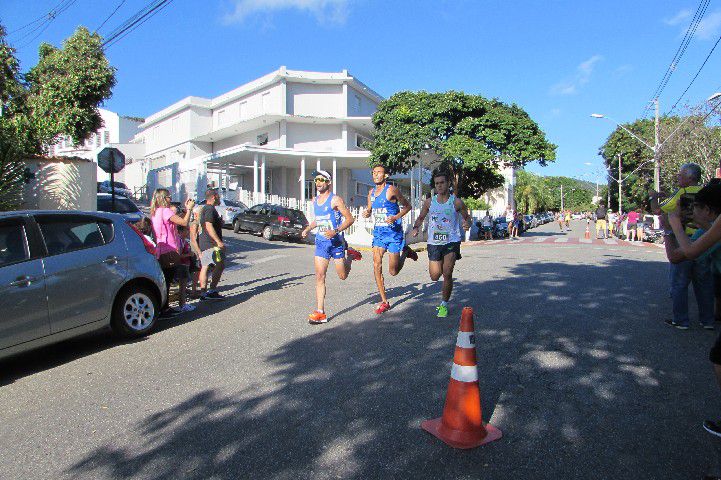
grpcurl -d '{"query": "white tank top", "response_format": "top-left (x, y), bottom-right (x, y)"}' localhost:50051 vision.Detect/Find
top-left (427, 194), bottom-right (462, 245)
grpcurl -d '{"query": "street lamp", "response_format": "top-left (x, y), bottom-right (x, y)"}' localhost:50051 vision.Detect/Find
top-left (591, 91), bottom-right (721, 192)
top-left (559, 185), bottom-right (575, 212)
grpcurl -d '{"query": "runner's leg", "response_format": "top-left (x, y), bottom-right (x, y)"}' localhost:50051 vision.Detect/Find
top-left (314, 256), bottom-right (330, 312)
top-left (429, 259), bottom-right (442, 282)
top-left (441, 251), bottom-right (457, 302)
top-left (373, 247), bottom-right (388, 303)
top-left (333, 255), bottom-right (352, 280)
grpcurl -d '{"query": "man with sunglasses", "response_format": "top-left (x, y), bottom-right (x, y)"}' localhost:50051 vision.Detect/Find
top-left (361, 163), bottom-right (418, 314)
top-left (301, 170), bottom-right (363, 324)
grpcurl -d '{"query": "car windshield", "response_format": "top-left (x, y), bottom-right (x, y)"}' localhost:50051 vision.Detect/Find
top-left (287, 209), bottom-right (307, 223)
top-left (223, 199), bottom-right (246, 208)
top-left (97, 197), bottom-right (140, 214)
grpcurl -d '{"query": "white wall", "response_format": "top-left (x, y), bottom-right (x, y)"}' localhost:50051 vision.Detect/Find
top-left (213, 84), bottom-right (282, 128)
top-left (21, 158), bottom-right (97, 211)
top-left (214, 124), bottom-right (282, 151)
top-left (286, 123), bottom-right (343, 152)
top-left (287, 83), bottom-right (343, 117)
top-left (347, 86), bottom-right (377, 117)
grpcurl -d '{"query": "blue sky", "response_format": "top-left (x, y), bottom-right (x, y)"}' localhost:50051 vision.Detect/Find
top-left (3, 0), bottom-right (721, 183)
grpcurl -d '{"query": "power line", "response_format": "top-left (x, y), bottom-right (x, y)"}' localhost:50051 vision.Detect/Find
top-left (669, 33), bottom-right (721, 112)
top-left (12, 0), bottom-right (79, 50)
top-left (641, 0), bottom-right (710, 117)
top-left (7, 0), bottom-right (69, 35)
top-left (95, 0), bottom-right (127, 34)
top-left (101, 0), bottom-right (174, 49)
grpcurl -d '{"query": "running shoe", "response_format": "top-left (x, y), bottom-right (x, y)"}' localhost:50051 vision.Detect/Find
top-left (404, 246), bottom-right (418, 261)
top-left (200, 290), bottom-right (225, 301)
top-left (704, 420), bottom-right (721, 438)
top-left (375, 302), bottom-right (391, 314)
top-left (436, 304), bottom-right (448, 318)
top-left (178, 304), bottom-right (196, 312)
top-left (308, 310), bottom-right (328, 324)
top-left (664, 319), bottom-right (689, 330)
top-left (347, 247), bottom-right (363, 261)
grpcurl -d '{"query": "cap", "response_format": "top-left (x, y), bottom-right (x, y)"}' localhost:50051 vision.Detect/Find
top-left (312, 169), bottom-right (332, 182)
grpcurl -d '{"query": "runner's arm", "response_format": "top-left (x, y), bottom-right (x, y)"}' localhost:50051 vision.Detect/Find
top-left (388, 185), bottom-right (411, 222)
top-left (330, 195), bottom-right (355, 238)
top-left (301, 220), bottom-right (317, 239)
top-left (411, 198), bottom-right (431, 237)
top-left (455, 198), bottom-right (471, 230)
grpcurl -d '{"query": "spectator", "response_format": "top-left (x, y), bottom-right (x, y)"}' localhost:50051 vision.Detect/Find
top-left (188, 205), bottom-right (203, 299)
top-left (511, 211), bottom-right (520, 238)
top-left (627, 209), bottom-right (639, 242)
top-left (198, 189), bottom-right (226, 301)
top-left (635, 209), bottom-right (645, 242)
top-left (149, 188), bottom-right (195, 315)
top-left (595, 204), bottom-right (607, 239)
top-left (176, 226), bottom-right (195, 312)
top-left (608, 209), bottom-right (616, 237)
top-left (663, 180), bottom-right (721, 436)
top-left (506, 208), bottom-right (515, 236)
top-left (481, 211), bottom-right (493, 240)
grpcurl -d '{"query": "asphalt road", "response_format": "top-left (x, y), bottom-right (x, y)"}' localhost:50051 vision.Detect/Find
top-left (1, 220), bottom-right (719, 479)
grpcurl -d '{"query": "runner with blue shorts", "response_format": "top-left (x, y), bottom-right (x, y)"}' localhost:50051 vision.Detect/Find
top-left (362, 164), bottom-right (418, 314)
top-left (301, 169), bottom-right (362, 324)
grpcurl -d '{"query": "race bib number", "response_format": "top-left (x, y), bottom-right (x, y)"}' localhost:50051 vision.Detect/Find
top-left (373, 213), bottom-right (388, 226)
top-left (433, 232), bottom-right (449, 242)
top-left (317, 220), bottom-right (332, 233)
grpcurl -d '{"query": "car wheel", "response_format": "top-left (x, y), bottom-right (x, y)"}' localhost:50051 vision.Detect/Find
top-left (111, 286), bottom-right (158, 338)
top-left (233, 219), bottom-right (241, 233)
top-left (262, 225), bottom-right (274, 241)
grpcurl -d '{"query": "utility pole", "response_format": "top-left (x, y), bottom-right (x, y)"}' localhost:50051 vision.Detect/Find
top-left (653, 98), bottom-right (661, 192)
top-left (617, 153), bottom-right (622, 214)
top-left (607, 170), bottom-right (611, 209)
top-left (560, 184), bottom-right (564, 212)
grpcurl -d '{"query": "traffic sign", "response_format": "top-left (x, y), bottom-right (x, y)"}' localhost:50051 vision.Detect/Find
top-left (97, 147), bottom-right (125, 174)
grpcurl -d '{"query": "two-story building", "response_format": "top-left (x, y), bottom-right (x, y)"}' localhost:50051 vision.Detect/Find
top-left (127, 67), bottom-right (394, 209)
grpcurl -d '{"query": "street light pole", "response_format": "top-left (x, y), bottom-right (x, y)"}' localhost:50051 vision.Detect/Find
top-left (618, 153), bottom-right (622, 214)
top-left (653, 98), bottom-right (660, 192)
top-left (560, 184), bottom-right (563, 212)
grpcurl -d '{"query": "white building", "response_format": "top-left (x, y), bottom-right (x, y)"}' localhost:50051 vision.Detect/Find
top-left (127, 67), bottom-right (409, 209)
top-left (50, 109), bottom-right (145, 183)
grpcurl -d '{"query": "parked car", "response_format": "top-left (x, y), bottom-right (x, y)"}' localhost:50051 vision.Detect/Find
top-left (0, 210), bottom-right (167, 361)
top-left (232, 203), bottom-right (309, 241)
top-left (98, 180), bottom-right (133, 199)
top-left (197, 197), bottom-right (248, 227)
top-left (492, 217), bottom-right (509, 239)
top-left (96, 193), bottom-right (145, 223)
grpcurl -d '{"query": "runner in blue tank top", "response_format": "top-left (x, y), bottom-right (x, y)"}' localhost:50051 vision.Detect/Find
top-left (361, 164), bottom-right (418, 314)
top-left (411, 170), bottom-right (470, 318)
top-left (301, 169), bottom-right (362, 324)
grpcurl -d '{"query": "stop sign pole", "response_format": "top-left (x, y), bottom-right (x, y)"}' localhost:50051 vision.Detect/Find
top-left (97, 147), bottom-right (126, 213)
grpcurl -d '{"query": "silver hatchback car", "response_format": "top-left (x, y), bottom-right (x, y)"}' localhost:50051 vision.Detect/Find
top-left (0, 211), bottom-right (167, 360)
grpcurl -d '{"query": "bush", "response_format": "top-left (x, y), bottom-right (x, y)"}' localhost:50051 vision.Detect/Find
top-left (462, 197), bottom-right (490, 211)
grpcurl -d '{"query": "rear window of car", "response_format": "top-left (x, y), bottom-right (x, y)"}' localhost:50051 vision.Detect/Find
top-left (97, 197), bottom-right (140, 214)
top-left (288, 209), bottom-right (307, 224)
top-left (36, 215), bottom-right (113, 256)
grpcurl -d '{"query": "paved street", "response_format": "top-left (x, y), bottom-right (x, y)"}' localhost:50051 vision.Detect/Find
top-left (1, 220), bottom-right (718, 479)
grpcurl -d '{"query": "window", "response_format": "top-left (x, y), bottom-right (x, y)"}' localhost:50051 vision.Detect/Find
top-left (248, 205), bottom-right (264, 214)
top-left (354, 94), bottom-right (361, 112)
top-left (305, 179), bottom-right (315, 200)
top-left (97, 196), bottom-right (140, 214)
top-left (37, 217), bottom-right (106, 256)
top-left (356, 182), bottom-right (372, 195)
top-left (217, 109), bottom-right (226, 126)
top-left (103, 131), bottom-right (110, 144)
top-left (257, 133), bottom-right (269, 146)
top-left (0, 222), bottom-right (29, 267)
top-left (95, 135), bottom-right (101, 147)
top-left (98, 221), bottom-right (114, 244)
top-left (356, 134), bottom-right (370, 149)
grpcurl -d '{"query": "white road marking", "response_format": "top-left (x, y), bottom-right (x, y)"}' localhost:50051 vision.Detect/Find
top-left (579, 238), bottom-right (592, 243)
top-left (603, 239), bottom-right (618, 245)
top-left (554, 238), bottom-right (569, 243)
top-left (533, 237), bottom-right (548, 243)
top-left (224, 254), bottom-right (288, 271)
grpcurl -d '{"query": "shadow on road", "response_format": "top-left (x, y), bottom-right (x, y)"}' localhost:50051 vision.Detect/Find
top-left (64, 257), bottom-right (718, 479)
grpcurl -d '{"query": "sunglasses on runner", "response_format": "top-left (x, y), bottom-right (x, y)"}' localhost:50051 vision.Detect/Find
top-left (315, 177), bottom-right (329, 183)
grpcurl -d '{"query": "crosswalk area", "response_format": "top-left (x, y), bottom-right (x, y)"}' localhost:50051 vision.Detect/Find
top-left (466, 236), bottom-right (661, 248)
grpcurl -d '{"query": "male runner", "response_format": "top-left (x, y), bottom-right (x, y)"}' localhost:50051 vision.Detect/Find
top-left (301, 170), bottom-right (362, 324)
top-left (362, 164), bottom-right (418, 314)
top-left (411, 170), bottom-right (470, 317)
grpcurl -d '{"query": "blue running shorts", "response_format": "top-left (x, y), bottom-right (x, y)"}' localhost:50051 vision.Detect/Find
top-left (315, 242), bottom-right (346, 259)
top-left (372, 230), bottom-right (405, 254)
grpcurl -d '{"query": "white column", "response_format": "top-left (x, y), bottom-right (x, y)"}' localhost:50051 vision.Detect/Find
top-left (260, 155), bottom-right (266, 202)
top-left (316, 158), bottom-right (321, 172)
top-left (300, 156), bottom-right (306, 203)
top-left (253, 154), bottom-right (259, 205)
top-left (332, 158), bottom-right (337, 194)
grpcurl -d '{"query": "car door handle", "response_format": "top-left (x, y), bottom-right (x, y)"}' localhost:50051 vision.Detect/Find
top-left (10, 276), bottom-right (34, 287)
top-left (103, 256), bottom-right (118, 265)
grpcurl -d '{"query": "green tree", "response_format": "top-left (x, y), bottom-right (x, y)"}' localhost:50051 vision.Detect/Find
top-left (0, 24), bottom-right (115, 210)
top-left (368, 91), bottom-right (556, 197)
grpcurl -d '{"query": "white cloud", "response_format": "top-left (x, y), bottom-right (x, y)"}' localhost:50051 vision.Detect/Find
top-left (550, 55), bottom-right (602, 96)
top-left (223, 0), bottom-right (350, 25)
top-left (664, 9), bottom-right (692, 26)
top-left (696, 10), bottom-right (721, 40)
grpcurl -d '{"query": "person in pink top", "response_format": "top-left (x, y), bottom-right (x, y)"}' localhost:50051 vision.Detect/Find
top-left (626, 210), bottom-right (640, 241)
top-left (150, 188), bottom-right (195, 315)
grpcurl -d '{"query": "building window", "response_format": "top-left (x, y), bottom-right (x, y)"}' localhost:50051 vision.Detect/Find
top-left (257, 133), bottom-right (268, 146)
top-left (95, 134), bottom-right (101, 147)
top-left (305, 179), bottom-right (315, 200)
top-left (262, 92), bottom-right (270, 113)
top-left (355, 134), bottom-right (370, 149)
top-left (356, 181), bottom-right (372, 195)
top-left (103, 131), bottom-right (110, 145)
top-left (217, 109), bottom-right (226, 126)
top-left (354, 94), bottom-right (361, 113)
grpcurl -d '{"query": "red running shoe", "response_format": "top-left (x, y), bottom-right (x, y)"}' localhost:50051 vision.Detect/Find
top-left (308, 310), bottom-right (328, 324)
top-left (375, 302), bottom-right (391, 314)
top-left (404, 245), bottom-right (418, 261)
top-left (347, 247), bottom-right (363, 261)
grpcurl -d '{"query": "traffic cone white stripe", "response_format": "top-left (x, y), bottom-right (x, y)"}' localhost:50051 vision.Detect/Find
top-left (456, 332), bottom-right (476, 348)
top-left (451, 363), bottom-right (478, 382)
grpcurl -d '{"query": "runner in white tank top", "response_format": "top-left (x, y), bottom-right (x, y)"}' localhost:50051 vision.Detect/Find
top-left (411, 170), bottom-right (470, 318)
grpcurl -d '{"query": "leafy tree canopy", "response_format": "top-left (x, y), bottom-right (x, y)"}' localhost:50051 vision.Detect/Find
top-left (514, 170), bottom-right (601, 214)
top-left (368, 91), bottom-right (556, 198)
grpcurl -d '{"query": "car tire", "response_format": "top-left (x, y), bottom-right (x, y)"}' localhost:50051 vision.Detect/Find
top-left (110, 285), bottom-right (159, 338)
top-left (262, 225), bottom-right (274, 241)
top-left (233, 219), bottom-right (241, 233)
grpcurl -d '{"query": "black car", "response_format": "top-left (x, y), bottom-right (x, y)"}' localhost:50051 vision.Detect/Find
top-left (232, 203), bottom-right (309, 241)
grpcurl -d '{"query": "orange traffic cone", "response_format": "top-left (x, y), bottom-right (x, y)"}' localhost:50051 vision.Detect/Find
top-left (421, 307), bottom-right (502, 449)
